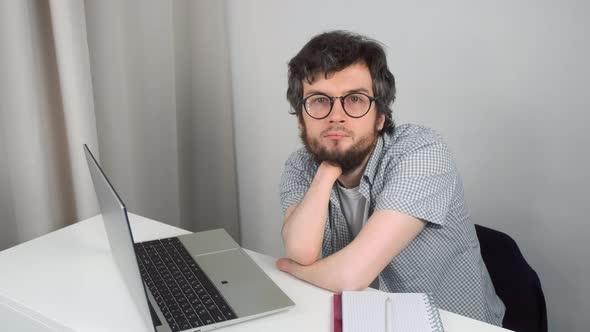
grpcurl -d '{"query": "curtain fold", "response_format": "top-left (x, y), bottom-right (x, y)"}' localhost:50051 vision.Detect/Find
top-left (0, 0), bottom-right (240, 251)
top-left (48, 0), bottom-right (100, 217)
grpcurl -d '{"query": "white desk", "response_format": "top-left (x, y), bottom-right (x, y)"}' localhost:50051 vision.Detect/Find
top-left (0, 214), bottom-right (511, 332)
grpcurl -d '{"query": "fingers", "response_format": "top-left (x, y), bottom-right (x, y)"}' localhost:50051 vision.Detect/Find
top-left (276, 258), bottom-right (292, 272)
top-left (317, 161), bottom-right (343, 182)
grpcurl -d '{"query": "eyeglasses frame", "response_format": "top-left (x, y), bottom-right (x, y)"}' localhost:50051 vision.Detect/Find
top-left (301, 92), bottom-right (378, 120)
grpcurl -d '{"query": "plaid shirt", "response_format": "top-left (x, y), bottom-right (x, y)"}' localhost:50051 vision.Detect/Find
top-left (280, 124), bottom-right (505, 326)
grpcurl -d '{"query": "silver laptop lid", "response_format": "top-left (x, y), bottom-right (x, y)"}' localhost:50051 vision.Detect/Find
top-left (84, 144), bottom-right (155, 332)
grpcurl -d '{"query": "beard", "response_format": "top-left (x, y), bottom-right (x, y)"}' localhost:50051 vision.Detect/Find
top-left (299, 120), bottom-right (380, 175)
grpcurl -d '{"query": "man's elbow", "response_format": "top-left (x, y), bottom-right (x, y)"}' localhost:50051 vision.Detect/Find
top-left (285, 246), bottom-right (320, 266)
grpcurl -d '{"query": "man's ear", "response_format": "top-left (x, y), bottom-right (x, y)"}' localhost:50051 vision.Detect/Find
top-left (297, 114), bottom-right (304, 130)
top-left (377, 113), bottom-right (385, 132)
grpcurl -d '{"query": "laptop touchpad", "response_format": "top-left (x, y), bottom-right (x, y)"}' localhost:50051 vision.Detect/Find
top-left (194, 249), bottom-right (294, 318)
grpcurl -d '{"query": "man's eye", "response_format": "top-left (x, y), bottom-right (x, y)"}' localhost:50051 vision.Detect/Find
top-left (312, 97), bottom-right (329, 104)
top-left (348, 95), bottom-right (366, 103)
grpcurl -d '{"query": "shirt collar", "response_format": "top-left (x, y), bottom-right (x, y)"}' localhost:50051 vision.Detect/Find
top-left (362, 133), bottom-right (387, 186)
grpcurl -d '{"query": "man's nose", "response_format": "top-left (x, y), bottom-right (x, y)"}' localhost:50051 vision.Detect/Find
top-left (328, 98), bottom-right (346, 123)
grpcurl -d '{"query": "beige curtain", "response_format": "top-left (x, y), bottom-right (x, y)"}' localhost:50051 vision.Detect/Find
top-left (0, 0), bottom-right (240, 251)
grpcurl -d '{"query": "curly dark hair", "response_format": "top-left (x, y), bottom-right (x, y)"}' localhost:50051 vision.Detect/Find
top-left (287, 31), bottom-right (396, 134)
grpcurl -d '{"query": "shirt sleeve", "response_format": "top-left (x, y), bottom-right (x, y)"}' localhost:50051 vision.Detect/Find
top-left (279, 150), bottom-right (314, 214)
top-left (374, 133), bottom-right (458, 226)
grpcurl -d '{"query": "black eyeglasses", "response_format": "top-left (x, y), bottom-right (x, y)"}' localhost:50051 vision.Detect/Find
top-left (302, 92), bottom-right (377, 120)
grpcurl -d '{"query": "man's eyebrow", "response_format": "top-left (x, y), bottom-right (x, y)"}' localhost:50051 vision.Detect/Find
top-left (303, 89), bottom-right (327, 98)
top-left (303, 87), bottom-right (372, 98)
top-left (345, 88), bottom-right (371, 95)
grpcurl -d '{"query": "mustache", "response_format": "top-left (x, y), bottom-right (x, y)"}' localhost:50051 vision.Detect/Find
top-left (320, 126), bottom-right (353, 136)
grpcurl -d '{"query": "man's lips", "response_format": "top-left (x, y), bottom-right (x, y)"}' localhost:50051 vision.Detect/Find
top-left (323, 132), bottom-right (349, 139)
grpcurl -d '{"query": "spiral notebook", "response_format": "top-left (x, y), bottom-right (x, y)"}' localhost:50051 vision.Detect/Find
top-left (333, 291), bottom-right (444, 332)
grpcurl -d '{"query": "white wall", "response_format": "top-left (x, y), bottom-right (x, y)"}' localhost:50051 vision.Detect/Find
top-left (226, 1), bottom-right (589, 331)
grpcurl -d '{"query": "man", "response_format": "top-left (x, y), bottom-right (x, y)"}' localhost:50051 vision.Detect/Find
top-left (276, 31), bottom-right (505, 326)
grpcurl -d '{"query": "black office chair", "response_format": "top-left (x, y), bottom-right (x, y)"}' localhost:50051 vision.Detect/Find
top-left (474, 224), bottom-right (548, 332)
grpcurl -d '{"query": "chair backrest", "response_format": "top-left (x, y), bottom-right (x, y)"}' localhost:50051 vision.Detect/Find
top-left (474, 224), bottom-right (548, 332)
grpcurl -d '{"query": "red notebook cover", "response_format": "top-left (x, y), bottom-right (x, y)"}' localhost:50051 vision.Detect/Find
top-left (333, 293), bottom-right (342, 332)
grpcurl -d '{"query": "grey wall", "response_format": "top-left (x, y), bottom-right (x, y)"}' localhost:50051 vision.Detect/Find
top-left (226, 0), bottom-right (590, 331)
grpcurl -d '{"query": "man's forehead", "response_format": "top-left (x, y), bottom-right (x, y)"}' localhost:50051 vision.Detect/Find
top-left (305, 62), bottom-right (369, 79)
top-left (302, 63), bottom-right (373, 93)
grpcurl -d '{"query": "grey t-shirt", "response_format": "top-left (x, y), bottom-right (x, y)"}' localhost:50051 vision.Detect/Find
top-left (280, 124), bottom-right (505, 326)
top-left (336, 183), bottom-right (369, 238)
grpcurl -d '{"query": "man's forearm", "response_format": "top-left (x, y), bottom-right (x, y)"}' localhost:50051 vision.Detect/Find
top-left (282, 175), bottom-right (332, 265)
top-left (278, 210), bottom-right (428, 292)
top-left (282, 162), bottom-right (341, 265)
top-left (276, 248), bottom-right (367, 293)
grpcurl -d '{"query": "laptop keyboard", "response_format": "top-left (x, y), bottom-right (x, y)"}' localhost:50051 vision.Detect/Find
top-left (135, 238), bottom-right (237, 331)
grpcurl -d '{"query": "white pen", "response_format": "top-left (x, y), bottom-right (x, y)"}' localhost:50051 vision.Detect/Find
top-left (385, 297), bottom-right (394, 332)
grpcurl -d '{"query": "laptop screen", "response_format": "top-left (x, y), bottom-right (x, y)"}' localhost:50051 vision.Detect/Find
top-left (84, 144), bottom-right (156, 331)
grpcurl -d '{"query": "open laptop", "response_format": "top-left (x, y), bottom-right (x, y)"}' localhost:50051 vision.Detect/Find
top-left (84, 144), bottom-right (294, 332)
